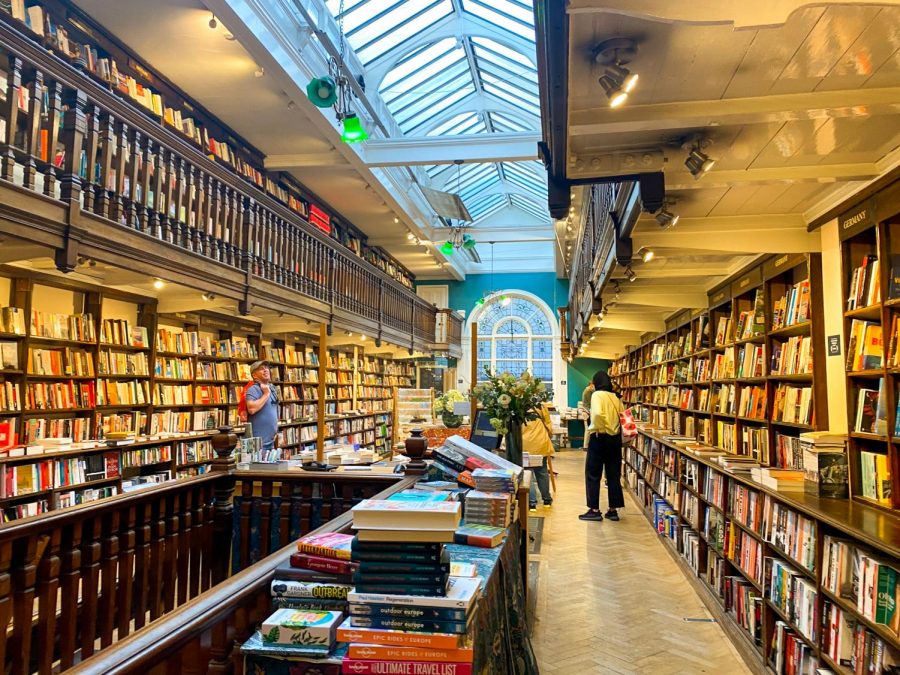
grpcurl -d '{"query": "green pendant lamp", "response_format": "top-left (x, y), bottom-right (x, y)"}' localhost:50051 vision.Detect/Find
top-left (341, 114), bottom-right (369, 143)
top-left (306, 76), bottom-right (337, 107)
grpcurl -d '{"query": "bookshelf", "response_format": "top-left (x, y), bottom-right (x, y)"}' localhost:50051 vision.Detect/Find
top-left (614, 254), bottom-right (828, 469)
top-left (839, 209), bottom-right (900, 512)
top-left (0, 270), bottom-right (415, 520)
top-left (624, 428), bottom-right (900, 675)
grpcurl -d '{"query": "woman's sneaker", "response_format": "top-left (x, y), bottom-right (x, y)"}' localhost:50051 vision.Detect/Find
top-left (605, 509), bottom-right (620, 521)
top-left (578, 509), bottom-right (603, 521)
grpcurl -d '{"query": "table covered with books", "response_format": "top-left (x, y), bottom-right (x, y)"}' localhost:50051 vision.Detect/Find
top-left (238, 435), bottom-right (539, 675)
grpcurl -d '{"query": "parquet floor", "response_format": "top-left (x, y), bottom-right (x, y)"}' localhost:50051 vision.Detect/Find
top-left (530, 451), bottom-right (752, 675)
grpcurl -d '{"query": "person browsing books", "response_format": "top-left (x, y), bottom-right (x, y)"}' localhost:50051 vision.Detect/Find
top-left (245, 360), bottom-right (279, 452)
top-left (580, 371), bottom-right (625, 522)
top-left (522, 402), bottom-right (555, 509)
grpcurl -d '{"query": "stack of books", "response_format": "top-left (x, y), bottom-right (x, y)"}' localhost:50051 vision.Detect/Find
top-left (462, 491), bottom-right (511, 528)
top-left (339, 576), bottom-right (482, 675)
top-left (798, 431), bottom-right (848, 498)
top-left (270, 532), bottom-right (354, 614)
top-left (471, 468), bottom-right (516, 492)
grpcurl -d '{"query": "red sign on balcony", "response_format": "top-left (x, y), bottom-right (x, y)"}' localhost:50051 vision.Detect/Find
top-left (309, 204), bottom-right (331, 234)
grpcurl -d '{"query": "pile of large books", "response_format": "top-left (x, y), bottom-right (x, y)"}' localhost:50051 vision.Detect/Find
top-left (337, 494), bottom-right (482, 674)
top-left (462, 490), bottom-right (511, 528)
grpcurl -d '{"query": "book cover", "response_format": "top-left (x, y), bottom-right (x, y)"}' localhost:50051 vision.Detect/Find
top-left (355, 559), bottom-right (450, 575)
top-left (356, 529), bottom-right (456, 544)
top-left (352, 582), bottom-right (448, 597)
top-left (348, 603), bottom-right (470, 623)
top-left (291, 552), bottom-right (355, 576)
top-left (861, 323), bottom-right (884, 370)
top-left (336, 617), bottom-right (467, 650)
top-left (346, 643), bottom-right (474, 664)
top-left (351, 548), bottom-right (448, 564)
top-left (352, 571), bottom-right (449, 586)
top-left (347, 576), bottom-right (481, 611)
top-left (276, 561), bottom-right (353, 584)
top-left (341, 658), bottom-right (473, 675)
top-left (453, 524), bottom-right (505, 548)
top-left (348, 613), bottom-right (471, 635)
top-left (260, 608), bottom-right (342, 647)
top-left (855, 389), bottom-right (879, 434)
top-left (890, 254), bottom-right (900, 299)
top-left (270, 580), bottom-right (352, 600)
top-left (875, 563), bottom-right (897, 626)
top-left (351, 499), bottom-right (460, 530)
top-left (296, 532), bottom-right (354, 560)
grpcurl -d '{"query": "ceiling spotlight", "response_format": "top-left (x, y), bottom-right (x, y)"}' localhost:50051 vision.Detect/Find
top-left (599, 75), bottom-right (628, 108)
top-left (685, 145), bottom-right (716, 178)
top-left (254, 66), bottom-right (265, 78)
top-left (655, 208), bottom-right (680, 229)
top-left (406, 232), bottom-right (415, 241)
top-left (224, 32), bottom-right (236, 41)
top-left (500, 295), bottom-right (512, 306)
top-left (201, 292), bottom-right (216, 301)
top-left (624, 266), bottom-right (637, 282)
top-left (593, 37), bottom-right (639, 108)
top-left (640, 247), bottom-right (655, 263)
top-left (208, 13), bottom-right (217, 29)
top-left (360, 335), bottom-right (366, 341)
top-left (394, 217), bottom-right (400, 224)
top-left (152, 279), bottom-right (165, 290)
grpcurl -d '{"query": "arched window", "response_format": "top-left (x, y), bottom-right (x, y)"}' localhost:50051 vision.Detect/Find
top-left (475, 296), bottom-right (553, 382)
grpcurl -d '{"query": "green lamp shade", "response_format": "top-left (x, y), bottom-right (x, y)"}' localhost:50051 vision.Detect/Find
top-left (475, 297), bottom-right (485, 307)
top-left (462, 234), bottom-right (477, 250)
top-left (440, 241), bottom-right (455, 255)
top-left (306, 76), bottom-right (337, 107)
top-left (341, 114), bottom-right (369, 143)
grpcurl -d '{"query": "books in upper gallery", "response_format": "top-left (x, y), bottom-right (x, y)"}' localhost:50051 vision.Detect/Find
top-left (0, 308), bottom-right (25, 335)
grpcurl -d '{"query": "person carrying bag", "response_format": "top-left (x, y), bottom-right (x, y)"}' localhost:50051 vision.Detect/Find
top-left (522, 401), bottom-right (555, 509)
top-left (579, 371), bottom-right (625, 522)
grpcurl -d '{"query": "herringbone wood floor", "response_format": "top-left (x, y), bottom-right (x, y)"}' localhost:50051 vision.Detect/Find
top-left (531, 452), bottom-right (752, 675)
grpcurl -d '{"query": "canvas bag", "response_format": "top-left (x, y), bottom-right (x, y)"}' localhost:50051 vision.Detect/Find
top-left (619, 407), bottom-right (638, 438)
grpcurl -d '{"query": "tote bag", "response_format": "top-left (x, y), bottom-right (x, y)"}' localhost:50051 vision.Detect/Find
top-left (619, 407), bottom-right (638, 438)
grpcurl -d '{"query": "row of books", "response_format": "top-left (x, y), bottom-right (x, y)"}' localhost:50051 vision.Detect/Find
top-left (735, 289), bottom-right (765, 339)
top-left (771, 279), bottom-right (811, 331)
top-left (847, 254), bottom-right (882, 311)
top-left (772, 385), bottom-right (814, 426)
top-left (0, 451), bottom-right (120, 497)
top-left (770, 335), bottom-right (812, 375)
top-left (29, 311), bottom-right (96, 342)
top-left (847, 320), bottom-right (883, 371)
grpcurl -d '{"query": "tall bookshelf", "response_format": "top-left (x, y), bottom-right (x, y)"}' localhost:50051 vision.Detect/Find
top-left (839, 208), bottom-right (900, 511)
top-left (0, 270), bottom-right (415, 520)
top-left (613, 253), bottom-right (828, 467)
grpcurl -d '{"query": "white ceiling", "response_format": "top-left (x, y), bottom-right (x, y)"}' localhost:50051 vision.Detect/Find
top-left (563, 2), bottom-right (900, 358)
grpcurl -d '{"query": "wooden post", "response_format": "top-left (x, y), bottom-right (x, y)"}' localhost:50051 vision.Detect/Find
top-left (470, 320), bottom-right (478, 420)
top-left (317, 323), bottom-right (327, 463)
top-left (210, 427), bottom-right (237, 582)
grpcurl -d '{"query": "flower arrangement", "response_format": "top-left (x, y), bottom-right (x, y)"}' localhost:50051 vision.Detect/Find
top-left (434, 389), bottom-right (467, 428)
top-left (471, 369), bottom-right (552, 436)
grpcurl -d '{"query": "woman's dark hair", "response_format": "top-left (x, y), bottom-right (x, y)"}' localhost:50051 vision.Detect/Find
top-left (592, 371), bottom-right (613, 392)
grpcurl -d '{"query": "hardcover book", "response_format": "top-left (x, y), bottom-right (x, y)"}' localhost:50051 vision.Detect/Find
top-left (347, 576), bottom-right (481, 611)
top-left (347, 613), bottom-right (472, 635)
top-left (296, 532), bottom-right (354, 560)
top-left (259, 608), bottom-right (342, 648)
top-left (346, 643), bottom-right (474, 664)
top-left (348, 603), bottom-right (470, 623)
top-left (336, 617), bottom-right (468, 650)
top-left (351, 499), bottom-right (461, 531)
top-left (341, 658), bottom-right (472, 675)
top-left (270, 580), bottom-right (352, 601)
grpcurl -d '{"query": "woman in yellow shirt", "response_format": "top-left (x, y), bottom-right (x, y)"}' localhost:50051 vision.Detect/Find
top-left (580, 371), bottom-right (625, 522)
top-left (522, 402), bottom-right (554, 509)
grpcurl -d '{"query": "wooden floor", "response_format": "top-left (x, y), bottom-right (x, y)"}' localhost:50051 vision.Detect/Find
top-left (530, 451), bottom-right (752, 675)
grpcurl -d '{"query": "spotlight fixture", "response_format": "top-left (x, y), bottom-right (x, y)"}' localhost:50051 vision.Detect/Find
top-left (201, 292), bottom-right (216, 301)
top-left (685, 146), bottom-right (716, 178)
top-left (254, 66), bottom-right (265, 78)
top-left (208, 13), bottom-right (217, 29)
top-left (592, 37), bottom-right (639, 107)
top-left (360, 335), bottom-right (366, 341)
top-left (152, 279), bottom-right (165, 290)
top-left (624, 266), bottom-right (637, 282)
top-left (340, 114), bottom-right (368, 143)
top-left (406, 232), bottom-right (415, 241)
top-left (394, 217), bottom-right (400, 224)
top-left (639, 247), bottom-right (655, 263)
top-left (655, 208), bottom-right (680, 229)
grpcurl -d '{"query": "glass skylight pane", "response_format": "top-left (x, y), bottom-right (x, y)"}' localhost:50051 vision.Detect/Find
top-left (427, 112), bottom-right (484, 137)
top-left (479, 65), bottom-right (538, 100)
top-left (473, 44), bottom-right (536, 80)
top-left (471, 37), bottom-right (534, 68)
top-left (489, 112), bottom-right (534, 131)
top-left (325, 0), bottom-right (371, 23)
top-left (399, 85), bottom-right (474, 131)
top-left (461, 0), bottom-right (533, 39)
top-left (355, 1), bottom-right (454, 64)
top-left (387, 63), bottom-right (469, 113)
top-left (380, 39), bottom-right (454, 92)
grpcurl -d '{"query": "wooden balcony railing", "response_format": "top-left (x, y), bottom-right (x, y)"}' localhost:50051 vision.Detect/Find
top-left (433, 308), bottom-right (463, 348)
top-left (0, 431), bottom-right (407, 675)
top-left (0, 21), bottom-right (441, 348)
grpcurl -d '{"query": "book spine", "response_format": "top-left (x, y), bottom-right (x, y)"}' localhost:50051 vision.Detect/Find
top-left (347, 644), bottom-right (474, 663)
top-left (291, 552), bottom-right (355, 575)
top-left (297, 543), bottom-right (351, 560)
top-left (356, 561), bottom-right (450, 574)
top-left (270, 580), bottom-right (350, 600)
top-left (348, 603), bottom-right (469, 622)
top-left (353, 584), bottom-right (446, 597)
top-left (337, 626), bottom-right (462, 650)
top-left (347, 590), bottom-right (471, 610)
top-left (453, 532), bottom-right (496, 548)
top-left (353, 572), bottom-right (448, 585)
top-left (351, 551), bottom-right (445, 564)
top-left (340, 659), bottom-right (472, 675)
top-left (348, 615), bottom-right (469, 634)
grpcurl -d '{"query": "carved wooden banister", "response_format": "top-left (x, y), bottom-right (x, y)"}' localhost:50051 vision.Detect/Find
top-left (68, 475), bottom-right (417, 675)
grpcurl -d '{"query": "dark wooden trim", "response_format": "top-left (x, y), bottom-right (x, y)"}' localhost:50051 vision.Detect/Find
top-left (808, 167), bottom-right (900, 232)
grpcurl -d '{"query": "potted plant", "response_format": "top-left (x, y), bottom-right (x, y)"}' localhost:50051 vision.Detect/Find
top-left (433, 389), bottom-right (467, 428)
top-left (472, 369), bottom-right (552, 466)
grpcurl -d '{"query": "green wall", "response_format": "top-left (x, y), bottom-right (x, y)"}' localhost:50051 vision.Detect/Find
top-left (417, 273), bottom-right (610, 408)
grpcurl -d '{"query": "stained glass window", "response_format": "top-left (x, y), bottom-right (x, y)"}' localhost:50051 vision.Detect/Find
top-left (474, 294), bottom-right (553, 384)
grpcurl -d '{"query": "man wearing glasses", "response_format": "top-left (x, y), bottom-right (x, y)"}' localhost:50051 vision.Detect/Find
top-left (246, 360), bottom-right (279, 452)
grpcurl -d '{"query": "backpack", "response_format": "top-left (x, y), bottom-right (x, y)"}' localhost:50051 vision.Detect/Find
top-left (237, 380), bottom-right (256, 423)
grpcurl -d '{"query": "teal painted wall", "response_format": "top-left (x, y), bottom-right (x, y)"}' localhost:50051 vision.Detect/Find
top-left (417, 274), bottom-right (610, 407)
top-left (567, 357), bottom-right (610, 408)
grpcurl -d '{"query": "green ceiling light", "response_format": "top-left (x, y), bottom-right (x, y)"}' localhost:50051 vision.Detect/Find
top-left (440, 240), bottom-right (455, 255)
top-left (306, 76), bottom-right (337, 107)
top-left (475, 297), bottom-right (485, 307)
top-left (462, 234), bottom-right (477, 250)
top-left (340, 114), bottom-right (368, 143)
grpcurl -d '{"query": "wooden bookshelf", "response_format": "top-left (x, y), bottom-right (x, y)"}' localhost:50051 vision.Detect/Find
top-left (625, 427), bottom-right (900, 674)
top-left (613, 254), bottom-right (828, 468)
top-left (839, 204), bottom-right (900, 512)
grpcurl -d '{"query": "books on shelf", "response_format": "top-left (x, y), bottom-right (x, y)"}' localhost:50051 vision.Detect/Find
top-left (771, 280), bottom-right (811, 331)
top-left (772, 385), bottom-right (813, 426)
top-left (847, 254), bottom-right (881, 310)
top-left (858, 450), bottom-right (892, 505)
top-left (854, 383), bottom-right (887, 435)
top-left (846, 320), bottom-right (883, 371)
top-left (0, 307), bottom-right (25, 335)
top-left (30, 311), bottom-right (96, 342)
top-left (0, 341), bottom-right (18, 370)
top-left (770, 336), bottom-right (812, 375)
top-left (714, 316), bottom-right (733, 346)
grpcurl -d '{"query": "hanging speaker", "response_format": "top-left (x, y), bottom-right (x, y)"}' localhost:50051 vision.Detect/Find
top-left (306, 76), bottom-right (337, 107)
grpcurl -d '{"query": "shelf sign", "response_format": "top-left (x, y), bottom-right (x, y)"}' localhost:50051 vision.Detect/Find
top-left (839, 198), bottom-right (876, 239)
top-left (828, 335), bottom-right (841, 356)
top-left (309, 204), bottom-right (331, 234)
